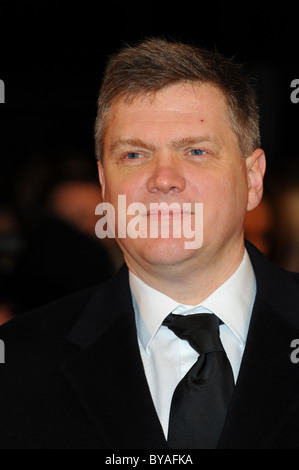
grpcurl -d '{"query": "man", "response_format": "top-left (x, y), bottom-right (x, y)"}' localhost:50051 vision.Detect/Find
top-left (0, 38), bottom-right (298, 449)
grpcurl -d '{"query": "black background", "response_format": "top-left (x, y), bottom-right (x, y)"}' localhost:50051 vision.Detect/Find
top-left (0, 1), bottom-right (299, 203)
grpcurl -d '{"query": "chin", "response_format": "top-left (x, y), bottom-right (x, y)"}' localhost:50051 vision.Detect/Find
top-left (137, 238), bottom-right (199, 267)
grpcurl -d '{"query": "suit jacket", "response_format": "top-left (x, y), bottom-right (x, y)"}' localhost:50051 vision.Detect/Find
top-left (0, 241), bottom-right (299, 449)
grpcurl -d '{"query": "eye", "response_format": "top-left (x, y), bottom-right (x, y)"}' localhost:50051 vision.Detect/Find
top-left (190, 149), bottom-right (207, 156)
top-left (123, 152), bottom-right (142, 160)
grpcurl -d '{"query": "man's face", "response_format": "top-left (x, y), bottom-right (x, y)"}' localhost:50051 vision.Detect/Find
top-left (98, 82), bottom-right (262, 274)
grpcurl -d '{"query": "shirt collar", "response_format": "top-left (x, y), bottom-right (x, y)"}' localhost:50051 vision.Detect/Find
top-left (130, 272), bottom-right (179, 353)
top-left (199, 249), bottom-right (256, 345)
top-left (129, 249), bottom-right (256, 352)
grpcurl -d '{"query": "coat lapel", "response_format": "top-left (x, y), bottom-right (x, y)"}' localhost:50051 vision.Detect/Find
top-left (218, 242), bottom-right (299, 448)
top-left (61, 266), bottom-right (167, 449)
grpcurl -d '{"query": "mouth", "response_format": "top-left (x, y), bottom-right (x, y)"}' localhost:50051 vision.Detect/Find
top-left (146, 209), bottom-right (193, 221)
top-left (146, 202), bottom-right (193, 216)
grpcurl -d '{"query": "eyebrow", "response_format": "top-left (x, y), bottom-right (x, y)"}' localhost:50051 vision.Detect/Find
top-left (109, 135), bottom-right (222, 153)
top-left (110, 138), bottom-right (156, 154)
top-left (169, 136), bottom-right (222, 148)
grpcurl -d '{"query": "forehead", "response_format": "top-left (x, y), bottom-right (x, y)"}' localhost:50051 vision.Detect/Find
top-left (104, 82), bottom-right (233, 149)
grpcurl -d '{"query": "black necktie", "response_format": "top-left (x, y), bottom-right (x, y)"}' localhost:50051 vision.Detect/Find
top-left (163, 313), bottom-right (235, 449)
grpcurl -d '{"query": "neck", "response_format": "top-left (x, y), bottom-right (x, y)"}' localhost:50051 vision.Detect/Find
top-left (125, 240), bottom-right (245, 305)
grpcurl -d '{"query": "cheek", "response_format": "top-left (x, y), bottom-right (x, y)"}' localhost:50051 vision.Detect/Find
top-left (102, 172), bottom-right (146, 219)
top-left (102, 170), bottom-right (125, 202)
top-left (195, 169), bottom-right (248, 228)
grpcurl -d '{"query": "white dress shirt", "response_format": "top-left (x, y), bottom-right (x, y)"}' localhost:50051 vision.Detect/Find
top-left (129, 249), bottom-right (256, 438)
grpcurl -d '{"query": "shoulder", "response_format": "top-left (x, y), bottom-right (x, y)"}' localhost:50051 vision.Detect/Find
top-left (246, 240), bottom-right (299, 328)
top-left (0, 285), bottom-right (99, 346)
top-left (291, 272), bottom-right (299, 285)
top-left (0, 266), bottom-right (131, 380)
top-left (0, 264), bottom-right (129, 349)
top-left (246, 240), bottom-right (299, 293)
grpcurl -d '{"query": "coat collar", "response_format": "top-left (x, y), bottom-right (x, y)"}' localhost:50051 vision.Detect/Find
top-left (62, 265), bottom-right (167, 448)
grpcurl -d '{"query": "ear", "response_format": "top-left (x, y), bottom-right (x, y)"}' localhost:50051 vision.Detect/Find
top-left (97, 160), bottom-right (106, 200)
top-left (246, 149), bottom-right (266, 211)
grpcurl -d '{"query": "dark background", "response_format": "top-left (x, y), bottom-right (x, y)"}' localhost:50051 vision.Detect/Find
top-left (0, 1), bottom-right (299, 203)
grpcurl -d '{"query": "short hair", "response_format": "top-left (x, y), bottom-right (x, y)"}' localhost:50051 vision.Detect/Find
top-left (95, 38), bottom-right (261, 163)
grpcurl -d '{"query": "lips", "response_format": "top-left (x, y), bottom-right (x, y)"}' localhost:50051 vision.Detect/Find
top-left (146, 209), bottom-right (193, 219)
top-left (145, 202), bottom-right (193, 217)
top-left (147, 209), bottom-right (184, 217)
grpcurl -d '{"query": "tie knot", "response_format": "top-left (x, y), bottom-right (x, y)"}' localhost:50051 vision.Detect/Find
top-left (163, 313), bottom-right (224, 355)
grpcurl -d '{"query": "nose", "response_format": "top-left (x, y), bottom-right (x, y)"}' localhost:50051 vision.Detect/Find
top-left (147, 154), bottom-right (186, 194)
